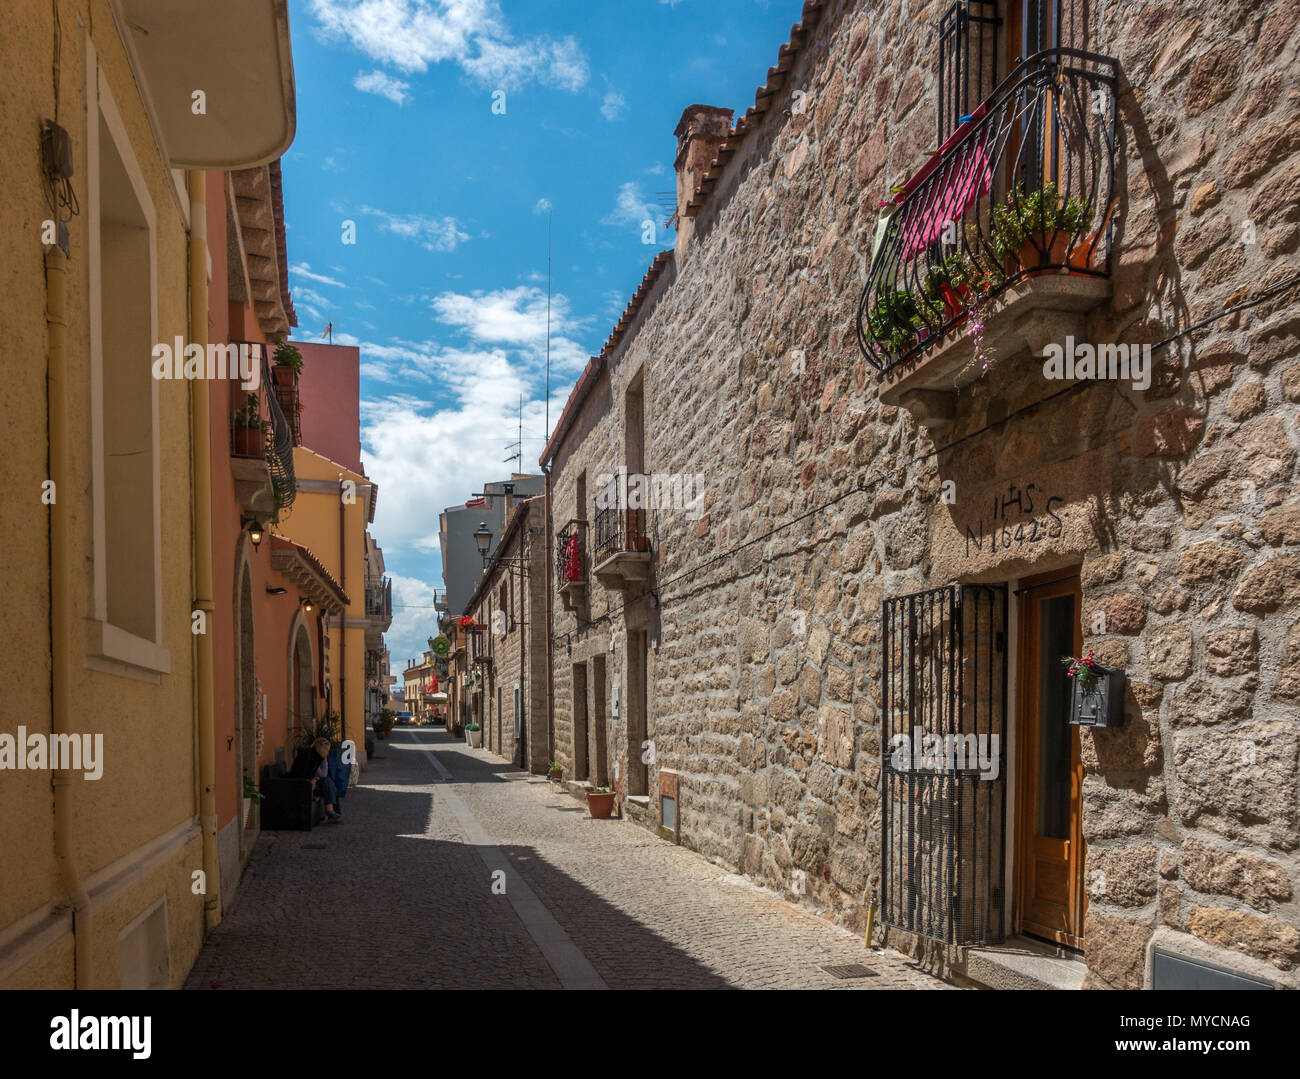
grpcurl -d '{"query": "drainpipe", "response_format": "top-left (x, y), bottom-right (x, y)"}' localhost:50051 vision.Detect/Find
top-left (544, 463), bottom-right (555, 767)
top-left (338, 476), bottom-right (347, 743)
top-left (46, 245), bottom-right (93, 987)
top-left (188, 171), bottom-right (221, 933)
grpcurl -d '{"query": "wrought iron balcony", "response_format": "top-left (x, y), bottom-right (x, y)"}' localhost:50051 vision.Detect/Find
top-left (592, 478), bottom-right (651, 591)
top-left (856, 49), bottom-right (1118, 414)
top-left (433, 589), bottom-right (447, 612)
top-left (556, 518), bottom-right (588, 610)
top-left (364, 575), bottom-right (392, 624)
top-left (229, 346), bottom-right (296, 517)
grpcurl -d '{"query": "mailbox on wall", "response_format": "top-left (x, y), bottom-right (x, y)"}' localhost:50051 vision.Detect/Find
top-left (1069, 663), bottom-right (1126, 728)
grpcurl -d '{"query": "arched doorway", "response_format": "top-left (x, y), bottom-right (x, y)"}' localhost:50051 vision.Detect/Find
top-left (290, 619), bottom-right (315, 748)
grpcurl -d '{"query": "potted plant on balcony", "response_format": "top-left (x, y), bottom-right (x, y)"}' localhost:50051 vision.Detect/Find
top-left (232, 393), bottom-right (268, 456)
top-left (991, 182), bottom-right (1092, 274)
top-left (867, 287), bottom-right (923, 357)
top-left (466, 723), bottom-right (483, 748)
top-left (271, 339), bottom-right (304, 387)
top-left (586, 786), bottom-right (616, 819)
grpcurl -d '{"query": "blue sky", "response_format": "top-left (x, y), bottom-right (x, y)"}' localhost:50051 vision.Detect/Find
top-left (280, 0), bottom-right (801, 665)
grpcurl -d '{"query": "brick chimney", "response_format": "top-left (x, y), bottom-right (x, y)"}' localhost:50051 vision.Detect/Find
top-left (673, 105), bottom-right (733, 266)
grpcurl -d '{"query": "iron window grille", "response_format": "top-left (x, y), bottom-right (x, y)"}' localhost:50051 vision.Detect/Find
top-left (881, 583), bottom-right (1008, 945)
top-left (937, 1), bottom-right (1001, 144)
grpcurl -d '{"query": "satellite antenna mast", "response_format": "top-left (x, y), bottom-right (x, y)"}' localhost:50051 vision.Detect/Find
top-left (545, 209), bottom-right (552, 451)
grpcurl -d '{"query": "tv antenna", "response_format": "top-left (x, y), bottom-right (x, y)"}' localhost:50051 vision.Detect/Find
top-left (504, 395), bottom-right (523, 464)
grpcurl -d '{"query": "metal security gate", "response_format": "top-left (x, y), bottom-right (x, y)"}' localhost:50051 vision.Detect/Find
top-left (881, 584), bottom-right (1007, 944)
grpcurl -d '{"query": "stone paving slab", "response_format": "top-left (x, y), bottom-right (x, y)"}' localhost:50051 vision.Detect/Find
top-left (185, 728), bottom-right (953, 990)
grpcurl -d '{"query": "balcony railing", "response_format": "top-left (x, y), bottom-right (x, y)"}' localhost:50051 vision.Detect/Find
top-left (593, 482), bottom-right (649, 566)
top-left (556, 519), bottom-right (587, 588)
top-left (364, 576), bottom-right (392, 620)
top-left (856, 49), bottom-right (1118, 374)
top-left (228, 345), bottom-right (296, 514)
top-left (433, 589), bottom-right (447, 612)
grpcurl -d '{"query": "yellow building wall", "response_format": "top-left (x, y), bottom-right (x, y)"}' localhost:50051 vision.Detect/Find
top-left (0, 2), bottom-right (206, 987)
top-left (283, 448), bottom-right (371, 757)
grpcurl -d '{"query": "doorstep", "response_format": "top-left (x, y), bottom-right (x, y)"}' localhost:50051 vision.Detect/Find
top-left (962, 935), bottom-right (1087, 990)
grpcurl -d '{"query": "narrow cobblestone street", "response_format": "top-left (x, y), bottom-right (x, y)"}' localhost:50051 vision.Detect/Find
top-left (186, 729), bottom-right (950, 990)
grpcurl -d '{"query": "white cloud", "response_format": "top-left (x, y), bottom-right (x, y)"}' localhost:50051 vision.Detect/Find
top-left (533, 197), bottom-right (552, 215)
top-left (431, 285), bottom-right (571, 346)
top-left (290, 262), bottom-right (348, 288)
top-left (602, 181), bottom-right (658, 233)
top-left (353, 69), bottom-right (411, 104)
top-left (600, 90), bottom-right (626, 121)
top-left (360, 206), bottom-right (470, 252)
top-left (309, 0), bottom-right (589, 90)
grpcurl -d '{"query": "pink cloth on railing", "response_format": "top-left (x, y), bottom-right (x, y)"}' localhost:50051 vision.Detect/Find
top-left (894, 102), bottom-right (993, 262)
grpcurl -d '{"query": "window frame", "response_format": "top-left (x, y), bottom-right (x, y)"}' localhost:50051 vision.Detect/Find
top-left (84, 36), bottom-right (169, 678)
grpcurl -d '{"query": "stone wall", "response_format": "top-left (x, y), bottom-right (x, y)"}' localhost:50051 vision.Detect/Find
top-left (544, 0), bottom-right (1300, 988)
top-left (466, 501), bottom-right (549, 773)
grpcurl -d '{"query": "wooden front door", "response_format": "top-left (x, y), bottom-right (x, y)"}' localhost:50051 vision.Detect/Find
top-left (1016, 572), bottom-right (1085, 948)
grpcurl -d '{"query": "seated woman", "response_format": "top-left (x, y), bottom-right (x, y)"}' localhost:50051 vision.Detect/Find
top-left (289, 737), bottom-right (342, 824)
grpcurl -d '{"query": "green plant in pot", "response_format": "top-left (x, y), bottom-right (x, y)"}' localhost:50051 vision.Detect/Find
top-left (271, 339), bottom-right (304, 385)
top-left (867, 287), bottom-right (923, 356)
top-left (547, 759), bottom-right (563, 780)
top-left (232, 393), bottom-right (269, 456)
top-left (990, 182), bottom-right (1091, 270)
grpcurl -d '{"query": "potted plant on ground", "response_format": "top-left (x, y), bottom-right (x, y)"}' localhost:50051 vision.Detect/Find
top-left (586, 786), bottom-right (615, 819)
top-left (271, 339), bottom-right (303, 387)
top-left (232, 393), bottom-right (268, 456)
top-left (466, 723), bottom-right (483, 748)
top-left (242, 774), bottom-right (263, 829)
top-left (547, 760), bottom-right (563, 782)
top-left (452, 721), bottom-right (464, 738)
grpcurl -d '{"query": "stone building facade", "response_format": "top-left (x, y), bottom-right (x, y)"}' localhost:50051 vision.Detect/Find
top-left (464, 498), bottom-right (550, 773)
top-left (542, 0), bottom-right (1300, 989)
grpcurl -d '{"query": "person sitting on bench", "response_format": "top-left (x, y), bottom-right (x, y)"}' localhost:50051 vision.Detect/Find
top-left (290, 738), bottom-right (342, 824)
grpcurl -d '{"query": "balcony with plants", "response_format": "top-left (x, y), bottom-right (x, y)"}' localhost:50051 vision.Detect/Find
top-left (269, 339), bottom-right (304, 446)
top-left (856, 48), bottom-right (1119, 430)
top-left (556, 518), bottom-right (588, 610)
top-left (591, 477), bottom-right (651, 592)
top-left (229, 350), bottom-right (297, 519)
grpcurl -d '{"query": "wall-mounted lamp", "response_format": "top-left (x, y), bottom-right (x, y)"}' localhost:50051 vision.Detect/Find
top-left (473, 520), bottom-right (492, 567)
top-left (300, 597), bottom-right (315, 614)
top-left (265, 586), bottom-right (288, 596)
top-left (241, 515), bottom-right (265, 549)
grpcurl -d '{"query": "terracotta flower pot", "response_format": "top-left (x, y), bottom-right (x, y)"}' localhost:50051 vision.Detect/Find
top-left (233, 426), bottom-right (264, 456)
top-left (1006, 231), bottom-right (1071, 276)
top-left (272, 365), bottom-right (297, 387)
top-left (586, 790), bottom-right (615, 819)
top-left (548, 767), bottom-right (563, 782)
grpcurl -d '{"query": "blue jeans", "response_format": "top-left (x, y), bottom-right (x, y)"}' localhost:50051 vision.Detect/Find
top-left (318, 776), bottom-right (338, 812)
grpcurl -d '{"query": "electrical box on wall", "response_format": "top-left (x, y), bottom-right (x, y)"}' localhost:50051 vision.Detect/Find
top-left (1069, 663), bottom-right (1126, 728)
